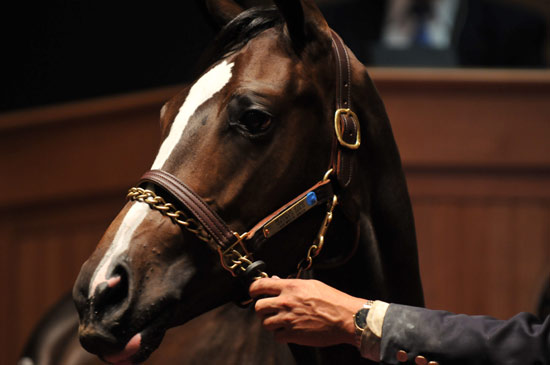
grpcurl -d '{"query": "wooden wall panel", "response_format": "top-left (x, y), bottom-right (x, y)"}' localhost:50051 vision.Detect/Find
top-left (374, 68), bottom-right (550, 320)
top-left (0, 196), bottom-right (126, 364)
top-left (378, 68), bottom-right (550, 168)
top-left (413, 199), bottom-right (550, 319)
top-left (0, 88), bottom-right (175, 364)
top-left (1, 69), bottom-right (549, 364)
top-left (0, 225), bottom-right (14, 365)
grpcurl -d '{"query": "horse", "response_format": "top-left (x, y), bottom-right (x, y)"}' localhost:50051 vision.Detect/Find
top-left (59, 0), bottom-right (424, 364)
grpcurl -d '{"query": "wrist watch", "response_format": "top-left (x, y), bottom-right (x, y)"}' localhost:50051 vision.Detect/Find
top-left (353, 300), bottom-right (374, 342)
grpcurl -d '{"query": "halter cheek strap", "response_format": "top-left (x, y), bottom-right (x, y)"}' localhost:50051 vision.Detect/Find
top-left (140, 169), bottom-right (238, 248)
top-left (330, 30), bottom-right (360, 189)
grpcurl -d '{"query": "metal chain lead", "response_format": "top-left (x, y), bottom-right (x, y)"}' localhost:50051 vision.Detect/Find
top-left (296, 194), bottom-right (338, 278)
top-left (127, 187), bottom-right (211, 242)
top-left (127, 186), bottom-right (336, 280)
top-left (127, 187), bottom-right (267, 278)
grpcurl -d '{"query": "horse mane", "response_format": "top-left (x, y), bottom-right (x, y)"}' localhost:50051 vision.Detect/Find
top-left (198, 7), bottom-right (284, 72)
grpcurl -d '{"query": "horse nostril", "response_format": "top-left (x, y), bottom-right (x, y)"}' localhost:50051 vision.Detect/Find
top-left (92, 265), bottom-right (129, 314)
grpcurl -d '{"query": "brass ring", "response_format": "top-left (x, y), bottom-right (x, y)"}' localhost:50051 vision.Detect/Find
top-left (334, 108), bottom-right (361, 150)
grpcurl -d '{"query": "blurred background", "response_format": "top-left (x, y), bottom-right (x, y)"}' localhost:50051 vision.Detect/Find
top-left (2, 0), bottom-right (548, 112)
top-left (1, 0), bottom-right (549, 364)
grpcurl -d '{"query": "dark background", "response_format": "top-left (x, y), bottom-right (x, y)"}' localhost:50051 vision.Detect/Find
top-left (2, 0), bottom-right (548, 112)
top-left (2, 1), bottom-right (216, 112)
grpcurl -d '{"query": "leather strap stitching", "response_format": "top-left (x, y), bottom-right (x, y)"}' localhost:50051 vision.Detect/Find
top-left (140, 170), bottom-right (237, 248)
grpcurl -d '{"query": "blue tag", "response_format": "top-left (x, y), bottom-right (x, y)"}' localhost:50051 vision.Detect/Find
top-left (306, 192), bottom-right (318, 206)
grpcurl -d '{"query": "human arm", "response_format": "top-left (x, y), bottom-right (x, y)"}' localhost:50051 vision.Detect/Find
top-left (250, 277), bottom-right (550, 364)
top-left (380, 304), bottom-right (550, 364)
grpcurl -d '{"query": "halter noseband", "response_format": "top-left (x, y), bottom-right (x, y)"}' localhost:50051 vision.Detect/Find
top-left (127, 30), bottom-right (359, 288)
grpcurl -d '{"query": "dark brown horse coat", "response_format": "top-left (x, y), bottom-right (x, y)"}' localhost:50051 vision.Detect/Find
top-left (22, 1), bottom-right (423, 364)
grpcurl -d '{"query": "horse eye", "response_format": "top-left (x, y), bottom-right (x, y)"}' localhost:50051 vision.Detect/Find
top-left (239, 110), bottom-right (272, 134)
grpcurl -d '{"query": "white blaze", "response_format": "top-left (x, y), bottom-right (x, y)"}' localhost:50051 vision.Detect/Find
top-left (151, 60), bottom-right (235, 170)
top-left (88, 60), bottom-right (234, 297)
top-left (89, 203), bottom-right (150, 297)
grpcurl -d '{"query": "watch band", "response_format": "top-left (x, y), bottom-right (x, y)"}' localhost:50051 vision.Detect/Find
top-left (353, 300), bottom-right (374, 343)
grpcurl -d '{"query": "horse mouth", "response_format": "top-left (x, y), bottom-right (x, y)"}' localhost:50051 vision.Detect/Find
top-left (103, 333), bottom-right (141, 364)
top-left (101, 326), bottom-right (166, 364)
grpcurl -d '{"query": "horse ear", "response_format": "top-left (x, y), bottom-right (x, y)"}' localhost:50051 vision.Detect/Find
top-left (273, 0), bottom-right (331, 49)
top-left (200, 0), bottom-right (244, 29)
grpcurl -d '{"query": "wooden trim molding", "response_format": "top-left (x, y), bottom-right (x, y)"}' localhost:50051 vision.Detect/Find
top-left (0, 86), bottom-right (182, 132)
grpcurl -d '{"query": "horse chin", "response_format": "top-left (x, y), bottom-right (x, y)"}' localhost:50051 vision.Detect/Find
top-left (77, 296), bottom-right (176, 364)
top-left (91, 312), bottom-right (167, 365)
top-left (97, 296), bottom-right (226, 364)
top-left (100, 323), bottom-right (166, 364)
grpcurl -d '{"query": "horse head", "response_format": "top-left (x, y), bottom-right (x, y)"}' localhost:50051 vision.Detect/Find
top-left (73, 0), bottom-right (423, 363)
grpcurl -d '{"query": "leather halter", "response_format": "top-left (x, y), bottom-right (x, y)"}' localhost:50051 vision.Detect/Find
top-left (330, 29), bottom-right (360, 189)
top-left (129, 30), bottom-right (359, 282)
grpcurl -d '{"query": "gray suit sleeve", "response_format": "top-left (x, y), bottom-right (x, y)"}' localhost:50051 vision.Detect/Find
top-left (379, 304), bottom-right (550, 364)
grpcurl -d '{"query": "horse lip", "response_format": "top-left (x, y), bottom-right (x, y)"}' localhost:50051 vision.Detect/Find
top-left (105, 325), bottom-right (167, 364)
top-left (78, 322), bottom-right (151, 363)
top-left (103, 333), bottom-right (142, 364)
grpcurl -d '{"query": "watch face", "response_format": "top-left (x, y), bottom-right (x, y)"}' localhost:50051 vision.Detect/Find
top-left (354, 307), bottom-right (369, 330)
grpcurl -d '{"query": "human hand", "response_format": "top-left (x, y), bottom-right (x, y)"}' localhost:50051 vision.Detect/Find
top-left (249, 277), bottom-right (366, 347)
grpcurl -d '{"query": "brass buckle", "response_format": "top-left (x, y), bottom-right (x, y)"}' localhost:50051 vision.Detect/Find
top-left (334, 108), bottom-right (361, 150)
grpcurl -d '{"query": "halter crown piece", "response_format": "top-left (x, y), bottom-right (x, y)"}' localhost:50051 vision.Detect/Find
top-left (127, 30), bottom-right (360, 300)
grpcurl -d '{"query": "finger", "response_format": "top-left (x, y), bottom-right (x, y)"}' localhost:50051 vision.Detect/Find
top-left (254, 297), bottom-right (281, 316)
top-left (262, 312), bottom-right (289, 332)
top-left (249, 277), bottom-right (285, 298)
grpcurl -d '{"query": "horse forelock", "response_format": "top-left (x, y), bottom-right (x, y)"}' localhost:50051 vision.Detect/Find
top-left (200, 7), bottom-right (284, 69)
